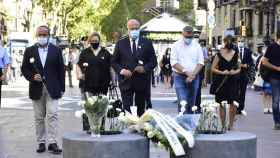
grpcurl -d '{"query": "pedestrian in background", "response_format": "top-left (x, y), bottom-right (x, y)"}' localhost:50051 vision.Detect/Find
top-left (160, 48), bottom-right (172, 89)
top-left (21, 26), bottom-right (65, 154)
top-left (196, 41), bottom-right (209, 112)
top-left (237, 39), bottom-right (254, 115)
top-left (262, 32), bottom-right (280, 130)
top-left (253, 44), bottom-right (272, 114)
top-left (211, 35), bottom-right (241, 130)
top-left (170, 26), bottom-right (204, 114)
top-left (0, 35), bottom-right (10, 107)
top-left (64, 46), bottom-right (77, 88)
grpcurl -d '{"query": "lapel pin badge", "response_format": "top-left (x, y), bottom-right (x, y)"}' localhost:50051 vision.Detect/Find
top-left (138, 60), bottom-right (144, 65)
top-left (138, 45), bottom-right (142, 49)
top-left (101, 57), bottom-right (105, 60)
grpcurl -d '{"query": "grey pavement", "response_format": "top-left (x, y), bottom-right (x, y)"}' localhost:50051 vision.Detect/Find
top-left (0, 78), bottom-right (279, 158)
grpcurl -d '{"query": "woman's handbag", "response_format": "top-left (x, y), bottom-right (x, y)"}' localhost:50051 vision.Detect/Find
top-left (253, 72), bottom-right (264, 88)
top-left (107, 84), bottom-right (123, 118)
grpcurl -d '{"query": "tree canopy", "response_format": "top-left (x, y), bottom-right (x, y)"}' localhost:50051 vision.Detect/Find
top-left (33, 0), bottom-right (194, 42)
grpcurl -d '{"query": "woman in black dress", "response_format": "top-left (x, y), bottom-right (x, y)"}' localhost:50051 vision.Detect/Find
top-left (77, 32), bottom-right (111, 131)
top-left (160, 48), bottom-right (172, 88)
top-left (77, 32), bottom-right (111, 95)
top-left (211, 35), bottom-right (241, 129)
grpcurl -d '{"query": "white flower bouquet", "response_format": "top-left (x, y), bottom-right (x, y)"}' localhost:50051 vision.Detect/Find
top-left (83, 94), bottom-right (109, 137)
top-left (196, 100), bottom-right (225, 134)
top-left (118, 107), bottom-right (195, 157)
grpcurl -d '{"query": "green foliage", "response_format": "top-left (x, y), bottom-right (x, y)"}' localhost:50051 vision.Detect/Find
top-left (174, 0), bottom-right (194, 23)
top-left (99, 0), bottom-right (153, 41)
top-left (34, 0), bottom-right (194, 42)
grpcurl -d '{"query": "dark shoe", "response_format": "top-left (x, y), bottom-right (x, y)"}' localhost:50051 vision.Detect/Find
top-left (48, 143), bottom-right (62, 154)
top-left (36, 143), bottom-right (46, 153)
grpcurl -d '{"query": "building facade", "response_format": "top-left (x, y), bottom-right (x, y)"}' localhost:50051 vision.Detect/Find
top-left (0, 0), bottom-right (8, 39)
top-left (213, 0), bottom-right (280, 50)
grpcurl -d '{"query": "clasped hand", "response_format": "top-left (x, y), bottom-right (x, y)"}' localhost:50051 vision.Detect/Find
top-left (222, 70), bottom-right (236, 75)
top-left (120, 69), bottom-right (133, 78)
top-left (185, 71), bottom-right (196, 83)
top-left (33, 74), bottom-right (42, 82)
top-left (134, 66), bottom-right (145, 74)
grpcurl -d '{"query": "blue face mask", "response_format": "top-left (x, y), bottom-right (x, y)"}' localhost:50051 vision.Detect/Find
top-left (129, 29), bottom-right (140, 40)
top-left (184, 38), bottom-right (193, 45)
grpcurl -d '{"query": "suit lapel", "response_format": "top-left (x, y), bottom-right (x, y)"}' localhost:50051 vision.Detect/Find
top-left (124, 37), bottom-right (133, 56)
top-left (137, 38), bottom-right (144, 55)
top-left (33, 45), bottom-right (44, 70)
top-left (44, 44), bottom-right (53, 69)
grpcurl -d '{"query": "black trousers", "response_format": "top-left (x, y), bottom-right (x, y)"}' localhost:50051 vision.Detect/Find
top-left (121, 88), bottom-right (146, 116)
top-left (195, 67), bottom-right (205, 112)
top-left (238, 76), bottom-right (248, 113)
top-left (146, 73), bottom-right (152, 109)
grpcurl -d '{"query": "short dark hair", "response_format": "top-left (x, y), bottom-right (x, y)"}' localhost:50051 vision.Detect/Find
top-left (183, 26), bottom-right (193, 33)
top-left (37, 25), bottom-right (51, 35)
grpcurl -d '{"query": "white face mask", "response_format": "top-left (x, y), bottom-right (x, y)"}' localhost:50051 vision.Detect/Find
top-left (238, 42), bottom-right (245, 48)
top-left (38, 37), bottom-right (49, 46)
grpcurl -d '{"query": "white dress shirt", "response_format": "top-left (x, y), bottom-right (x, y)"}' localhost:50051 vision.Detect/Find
top-left (38, 46), bottom-right (48, 67)
top-left (239, 47), bottom-right (244, 60)
top-left (92, 47), bottom-right (101, 56)
top-left (170, 38), bottom-right (204, 73)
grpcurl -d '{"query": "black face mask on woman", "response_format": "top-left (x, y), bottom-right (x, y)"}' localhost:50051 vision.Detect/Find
top-left (91, 42), bottom-right (99, 49)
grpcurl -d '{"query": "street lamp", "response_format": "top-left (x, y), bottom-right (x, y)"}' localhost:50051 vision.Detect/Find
top-left (253, 0), bottom-right (276, 46)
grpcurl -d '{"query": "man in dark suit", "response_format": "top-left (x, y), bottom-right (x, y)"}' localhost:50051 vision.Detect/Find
top-left (111, 19), bottom-right (157, 116)
top-left (21, 26), bottom-right (65, 154)
top-left (237, 40), bottom-right (254, 115)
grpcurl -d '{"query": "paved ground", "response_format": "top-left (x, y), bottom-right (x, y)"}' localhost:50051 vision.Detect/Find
top-left (0, 77), bottom-right (279, 158)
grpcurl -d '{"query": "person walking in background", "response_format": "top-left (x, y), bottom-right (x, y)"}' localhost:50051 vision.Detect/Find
top-left (170, 26), bottom-right (204, 114)
top-left (196, 41), bottom-right (209, 112)
top-left (237, 39), bottom-right (254, 115)
top-left (0, 35), bottom-right (10, 107)
top-left (21, 26), bottom-right (65, 154)
top-left (253, 44), bottom-right (272, 114)
top-left (111, 19), bottom-right (157, 116)
top-left (205, 47), bottom-right (214, 85)
top-left (211, 35), bottom-right (241, 130)
top-left (64, 45), bottom-right (77, 88)
top-left (262, 32), bottom-right (280, 130)
top-left (160, 48), bottom-right (172, 89)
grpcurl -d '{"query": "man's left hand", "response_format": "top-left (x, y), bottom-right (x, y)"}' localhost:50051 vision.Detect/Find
top-left (134, 66), bottom-right (145, 74)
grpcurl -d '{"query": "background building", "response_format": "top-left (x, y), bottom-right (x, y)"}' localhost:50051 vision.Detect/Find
top-left (213, 0), bottom-right (280, 50)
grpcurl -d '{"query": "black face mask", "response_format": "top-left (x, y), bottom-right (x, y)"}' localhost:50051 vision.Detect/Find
top-left (225, 43), bottom-right (234, 50)
top-left (91, 42), bottom-right (99, 49)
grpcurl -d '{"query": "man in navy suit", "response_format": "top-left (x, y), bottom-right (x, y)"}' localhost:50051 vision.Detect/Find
top-left (237, 40), bottom-right (254, 115)
top-left (111, 19), bottom-right (157, 116)
top-left (21, 26), bottom-right (65, 154)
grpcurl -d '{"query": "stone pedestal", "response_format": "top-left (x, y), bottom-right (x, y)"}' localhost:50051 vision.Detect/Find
top-left (171, 131), bottom-right (257, 158)
top-left (63, 132), bottom-right (149, 158)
